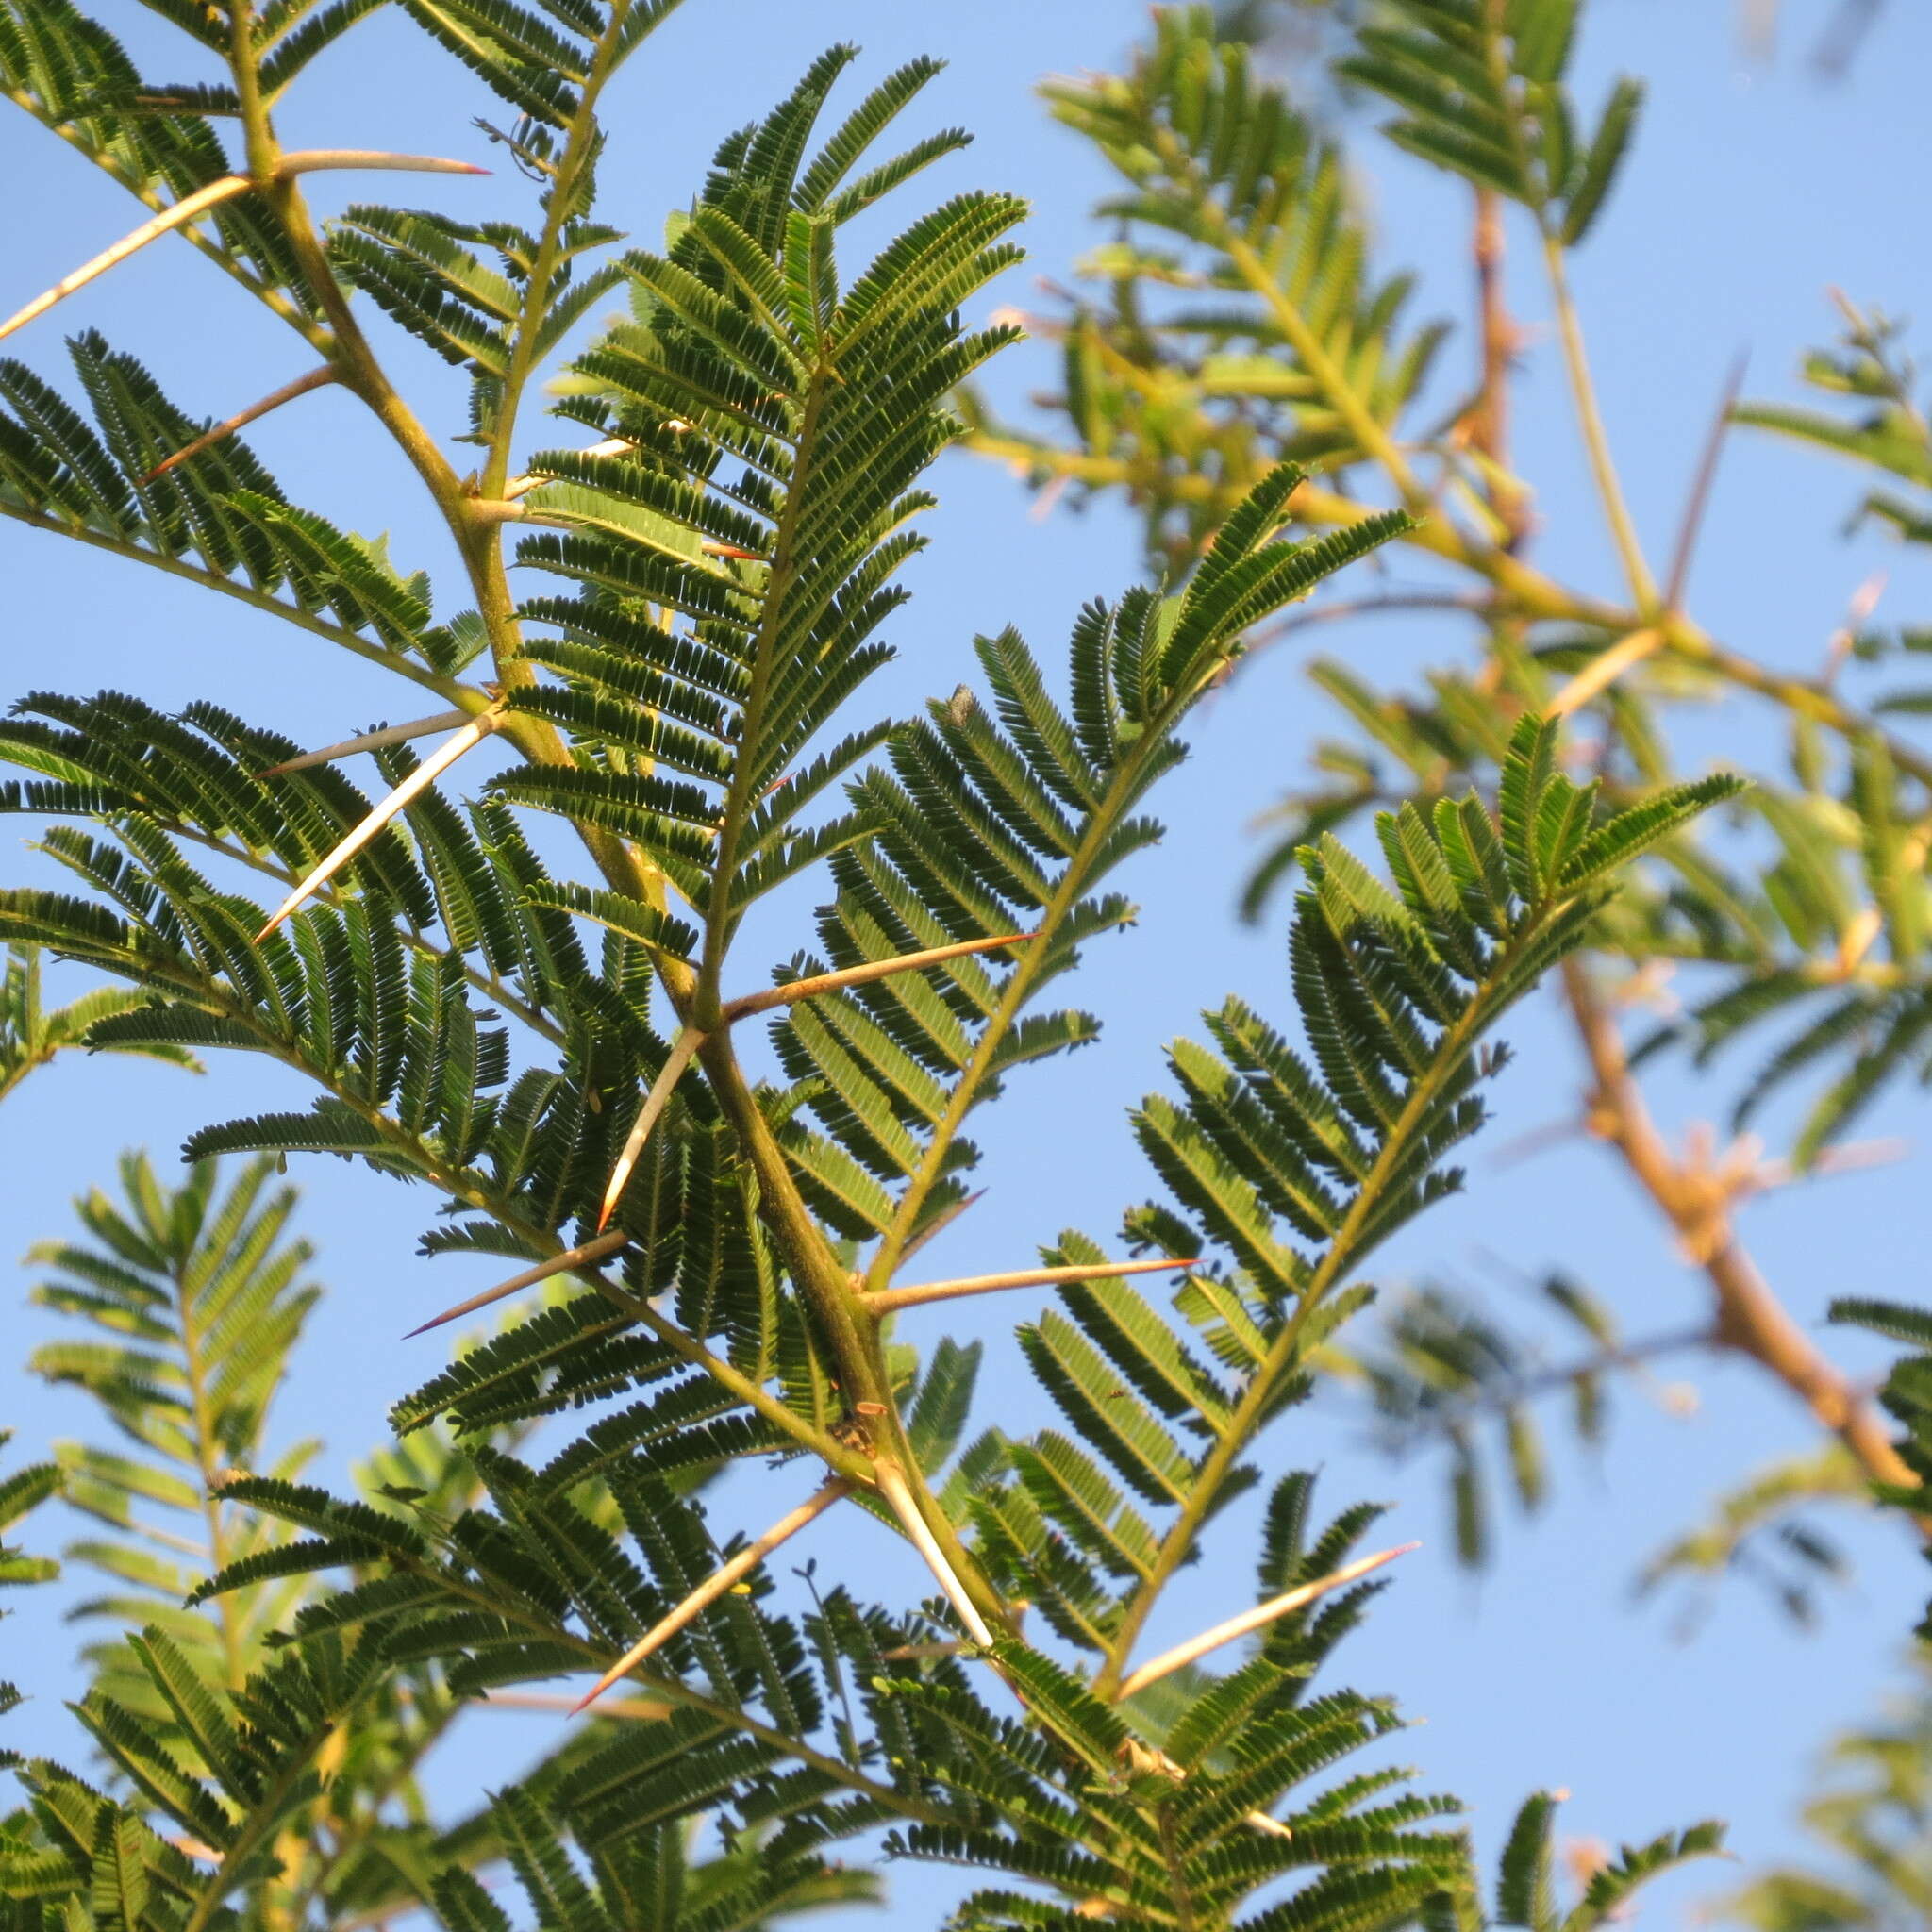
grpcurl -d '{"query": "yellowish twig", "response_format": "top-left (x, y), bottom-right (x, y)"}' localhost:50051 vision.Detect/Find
top-left (1541, 230), bottom-right (1658, 612)
top-left (720, 933), bottom-right (1036, 1024)
top-left (484, 1689), bottom-right (674, 1722)
top-left (275, 149), bottom-right (486, 179)
top-left (503, 438), bottom-right (634, 499)
top-left (594, 938), bottom-right (1035, 1232)
top-left (0, 151), bottom-right (485, 344)
top-left (0, 175), bottom-right (256, 341)
top-left (1547, 627), bottom-right (1662, 719)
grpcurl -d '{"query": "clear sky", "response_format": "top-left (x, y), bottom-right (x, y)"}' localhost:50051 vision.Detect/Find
top-left (5, 1), bottom-right (1932, 1924)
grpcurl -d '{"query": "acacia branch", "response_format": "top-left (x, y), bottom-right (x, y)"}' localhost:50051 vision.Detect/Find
top-left (1091, 907), bottom-right (1565, 1699)
top-left (1559, 956), bottom-right (1922, 1507)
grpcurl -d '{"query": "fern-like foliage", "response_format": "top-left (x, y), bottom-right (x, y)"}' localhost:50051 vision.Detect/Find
top-left (0, 1430), bottom-right (58, 1593)
top-left (1444, 1788), bottom-right (1723, 1932)
top-left (1338, 0), bottom-right (1642, 244)
top-left (428, 1787), bottom-right (879, 1932)
top-left (0, 3), bottom-right (1746, 1926)
top-left (1352, 1271), bottom-right (1627, 1570)
top-left (970, 6), bottom-right (1448, 575)
top-left (1716, 1657), bottom-right (1932, 1932)
top-left (0, 945), bottom-right (199, 1105)
top-left (150, 720), bottom-right (1735, 1929)
top-left (27, 1154), bottom-right (323, 1717)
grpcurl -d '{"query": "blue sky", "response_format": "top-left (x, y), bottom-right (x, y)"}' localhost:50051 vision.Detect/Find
top-left (4, 0), bottom-right (1932, 1924)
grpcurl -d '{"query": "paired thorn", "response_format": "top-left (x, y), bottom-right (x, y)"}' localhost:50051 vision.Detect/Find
top-left (867, 1256), bottom-right (1199, 1319)
top-left (597, 1025), bottom-right (705, 1232)
top-left (594, 937), bottom-right (1037, 1233)
top-left (1113, 1542), bottom-right (1420, 1700)
top-left (257, 709), bottom-right (471, 779)
top-left (874, 1461), bottom-right (996, 1648)
top-left (1548, 353), bottom-right (1747, 720)
top-left (143, 365), bottom-right (338, 482)
top-left (402, 1228), bottom-right (631, 1339)
top-left (254, 709), bottom-right (504, 941)
top-left (0, 151), bottom-right (485, 344)
top-left (573, 1479), bottom-right (850, 1713)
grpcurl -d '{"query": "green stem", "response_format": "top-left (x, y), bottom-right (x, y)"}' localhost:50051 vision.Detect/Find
top-left (1223, 232), bottom-right (1427, 513)
top-left (1147, 112), bottom-right (1425, 513)
top-left (175, 1254), bottom-right (246, 1692)
top-left (695, 374), bottom-right (830, 1016)
top-left (479, 4), bottom-right (632, 504)
top-left (1091, 906), bottom-right (1562, 1699)
top-left (970, 436), bottom-right (1932, 794)
top-left (866, 678), bottom-right (1214, 1292)
top-left (182, 1711), bottom-right (340, 1932)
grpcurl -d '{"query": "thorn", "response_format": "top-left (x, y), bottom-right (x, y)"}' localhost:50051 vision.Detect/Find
top-left (1824, 570), bottom-right (1888, 687)
top-left (275, 148), bottom-right (489, 178)
top-left (1114, 1738), bottom-right (1292, 1840)
top-left (719, 933), bottom-right (1037, 1024)
top-left (403, 1228), bottom-right (631, 1338)
top-left (572, 1479), bottom-right (849, 1712)
top-left (503, 438), bottom-right (634, 499)
top-left (1836, 905), bottom-right (1883, 979)
top-left (872, 1460), bottom-right (995, 1648)
top-left (142, 365), bottom-right (338, 481)
top-left (1744, 1135), bottom-right (1908, 1195)
top-left (0, 175), bottom-right (254, 341)
top-left (1661, 349), bottom-right (1749, 612)
top-left (1113, 1542), bottom-right (1420, 1700)
top-left (257, 709), bottom-right (472, 778)
top-left (597, 1026), bottom-right (705, 1232)
top-left (867, 1256), bottom-right (1198, 1318)
top-left (1547, 625), bottom-right (1663, 720)
top-left (253, 709), bottom-right (503, 941)
top-left (483, 1689), bottom-right (673, 1722)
